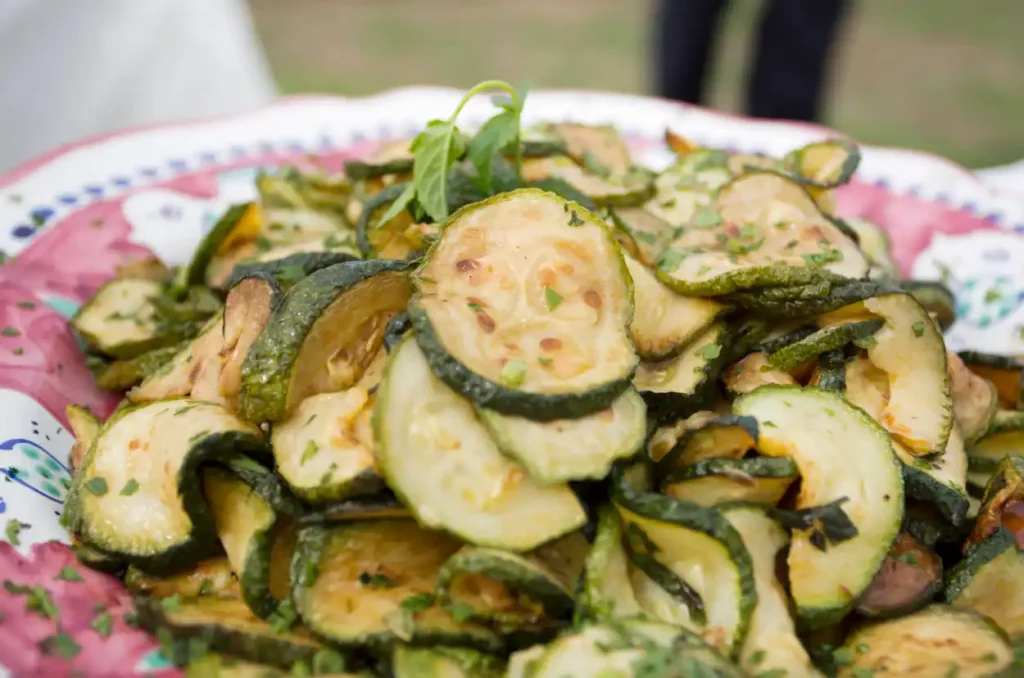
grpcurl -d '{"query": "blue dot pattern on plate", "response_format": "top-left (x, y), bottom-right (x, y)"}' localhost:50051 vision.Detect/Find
top-left (1, 437), bottom-right (72, 504)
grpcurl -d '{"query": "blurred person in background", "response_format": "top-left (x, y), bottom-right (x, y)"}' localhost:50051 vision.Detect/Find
top-left (655, 0), bottom-right (850, 122)
top-left (0, 0), bottom-right (275, 173)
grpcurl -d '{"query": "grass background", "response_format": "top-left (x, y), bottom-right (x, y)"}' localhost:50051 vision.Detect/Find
top-left (248, 0), bottom-right (1024, 168)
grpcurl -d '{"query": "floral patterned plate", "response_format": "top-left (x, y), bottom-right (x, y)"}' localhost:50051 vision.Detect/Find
top-left (2, 87), bottom-right (1024, 677)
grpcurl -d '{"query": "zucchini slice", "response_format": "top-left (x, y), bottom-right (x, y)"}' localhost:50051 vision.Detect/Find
top-left (128, 312), bottom-right (223, 404)
top-left (766, 318), bottom-right (883, 371)
top-left (411, 189), bottom-right (637, 421)
top-left (391, 646), bottom-right (504, 678)
top-left (183, 203), bottom-right (253, 288)
top-left (720, 505), bottom-right (822, 678)
top-left (835, 605), bottom-right (1014, 678)
top-left (783, 139), bottom-right (860, 189)
top-left (733, 385), bottom-right (904, 628)
top-left (521, 156), bottom-right (654, 207)
top-left (72, 278), bottom-right (178, 359)
top-left (608, 208), bottom-right (674, 267)
top-left (344, 139), bottom-right (414, 180)
top-left (661, 457), bottom-right (798, 507)
top-left (271, 386), bottom-right (382, 503)
top-left (297, 494), bottom-right (410, 525)
top-left (946, 528), bottom-right (1023, 639)
top-left (66, 403), bottom-right (101, 471)
top-left (374, 336), bottom-right (586, 551)
top-left (529, 620), bottom-right (743, 678)
top-left (949, 352), bottom-right (1000, 443)
top-left (94, 344), bottom-right (183, 392)
top-left (844, 216), bottom-right (898, 280)
top-left (544, 123), bottom-right (633, 179)
top-left (203, 465), bottom-right (287, 619)
top-left (825, 292), bottom-right (953, 455)
top-left (902, 279), bottom-right (958, 331)
top-left (576, 506), bottom-right (642, 622)
top-left (969, 410), bottom-right (1024, 476)
top-left (291, 520), bottom-right (500, 652)
top-left (475, 388), bottom-right (646, 484)
top-left (612, 473), bottom-right (757, 657)
top-left (134, 596), bottom-right (328, 670)
top-left (356, 182), bottom-right (417, 257)
top-left (656, 172), bottom-right (867, 295)
top-left (960, 351), bottom-right (1024, 411)
top-left (219, 274), bottom-right (280, 412)
top-left (968, 456), bottom-right (1024, 548)
top-left (855, 531), bottom-right (943, 619)
top-left (223, 251), bottom-right (359, 292)
top-left (435, 546), bottom-right (576, 625)
top-left (623, 252), bottom-right (725, 361)
top-left (632, 322), bottom-right (729, 413)
top-left (239, 259), bottom-right (413, 422)
top-left (657, 414), bottom-right (759, 474)
top-left (125, 557), bottom-right (240, 599)
top-left (722, 351), bottom-right (798, 396)
top-left (71, 399), bottom-right (269, 575)
top-left (810, 346), bottom-right (852, 391)
top-left (899, 426), bottom-right (970, 526)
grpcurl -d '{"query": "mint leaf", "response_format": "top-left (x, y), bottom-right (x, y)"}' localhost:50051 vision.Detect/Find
top-left (412, 120), bottom-right (465, 223)
top-left (544, 287), bottom-right (563, 310)
top-left (467, 110), bottom-right (519, 193)
top-left (375, 182), bottom-right (417, 232)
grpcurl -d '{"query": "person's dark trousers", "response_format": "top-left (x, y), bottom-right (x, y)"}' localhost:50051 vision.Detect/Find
top-left (654, 0), bottom-right (851, 123)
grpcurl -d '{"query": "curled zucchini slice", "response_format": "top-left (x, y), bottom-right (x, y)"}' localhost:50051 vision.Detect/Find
top-left (823, 291), bottom-right (952, 455)
top-left (783, 139), bottom-right (860, 189)
top-left (128, 312), bottom-right (224, 404)
top-left (960, 351), bottom-right (1024, 411)
top-left (855, 531), bottom-right (943, 619)
top-left (576, 506), bottom-right (642, 622)
top-left (271, 386), bottom-right (382, 503)
top-left (411, 188), bottom-right (637, 421)
top-left (220, 274), bottom-right (280, 411)
top-left (475, 388), bottom-right (646, 484)
top-left (544, 123), bottom-right (633, 179)
top-left (72, 278), bottom-right (177, 359)
top-left (530, 620), bottom-right (743, 678)
top-left (633, 322), bottom-right (729, 414)
top-left (240, 259), bottom-right (413, 422)
top-left (66, 403), bottom-right (101, 472)
top-left (223, 251), bottom-right (359, 292)
top-left (948, 352), bottom-right (1000, 443)
top-left (968, 410), bottom-right (1024, 478)
top-left (344, 139), bottom-right (414, 180)
top-left (68, 399), bottom-right (268, 575)
top-left (722, 351), bottom-right (798, 396)
top-left (608, 208), bottom-right (674, 267)
top-left (125, 557), bottom-right (240, 599)
top-left (767, 318), bottom-right (882, 371)
top-left (291, 520), bottom-right (500, 652)
top-left (624, 252), bottom-right (725, 361)
top-left (656, 172), bottom-right (867, 295)
top-left (835, 605), bottom-right (1014, 678)
top-left (613, 472), bottom-right (757, 657)
top-left (435, 546), bottom-right (576, 625)
top-left (945, 528), bottom-right (1024, 639)
top-left (374, 336), bottom-right (586, 551)
top-left (297, 494), bottom-right (410, 525)
top-left (733, 385), bottom-right (904, 628)
top-left (721, 505), bottom-right (822, 678)
top-left (661, 457), bottom-right (798, 507)
top-left (521, 156), bottom-right (654, 207)
top-left (657, 414), bottom-right (759, 474)
top-left (94, 344), bottom-right (183, 392)
top-left (134, 596), bottom-right (328, 670)
top-left (183, 203), bottom-right (254, 288)
top-left (392, 646), bottom-right (504, 678)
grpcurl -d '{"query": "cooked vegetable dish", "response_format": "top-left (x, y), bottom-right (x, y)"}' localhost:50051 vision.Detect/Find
top-left (48, 81), bottom-right (1024, 677)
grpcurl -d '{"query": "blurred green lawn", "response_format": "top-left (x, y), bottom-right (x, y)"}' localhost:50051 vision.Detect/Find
top-left (249, 0), bottom-right (1024, 168)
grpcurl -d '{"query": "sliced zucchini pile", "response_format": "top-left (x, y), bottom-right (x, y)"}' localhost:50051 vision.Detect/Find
top-left (62, 83), bottom-right (1018, 677)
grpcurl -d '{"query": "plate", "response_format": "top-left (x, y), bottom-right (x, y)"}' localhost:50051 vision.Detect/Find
top-left (1, 86), bottom-right (1023, 675)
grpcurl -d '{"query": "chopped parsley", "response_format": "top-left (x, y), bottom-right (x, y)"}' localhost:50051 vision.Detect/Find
top-left (160, 594), bottom-right (183, 612)
top-left (467, 301), bottom-right (484, 313)
top-left (5, 518), bottom-right (29, 546)
top-left (568, 210), bottom-right (585, 227)
top-left (544, 286), bottom-right (563, 310)
top-left (538, 357), bottom-right (553, 367)
top-left (120, 479), bottom-right (140, 496)
top-left (91, 611), bottom-right (113, 637)
top-left (801, 248), bottom-right (843, 267)
top-left (912, 321), bottom-right (926, 338)
top-left (55, 566), bottom-right (83, 582)
top-left (895, 553), bottom-right (920, 567)
top-left (692, 207), bottom-right (722, 228)
top-left (833, 647), bottom-right (856, 666)
top-left (41, 632), bottom-right (81, 659)
top-left (448, 601), bottom-right (475, 622)
top-left (358, 571), bottom-right (395, 589)
top-left (300, 440), bottom-right (320, 465)
top-left (400, 593), bottom-right (436, 612)
top-left (312, 650), bottom-right (347, 674)
top-left (500, 358), bottom-right (527, 387)
top-left (16, 301), bottom-right (35, 310)
top-left (696, 344), bottom-right (722, 360)
top-left (84, 477), bottom-right (108, 496)
top-left (1, 327), bottom-right (19, 337)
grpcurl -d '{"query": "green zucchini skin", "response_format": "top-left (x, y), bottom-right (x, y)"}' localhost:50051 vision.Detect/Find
top-left (661, 457), bottom-right (798, 508)
top-left (959, 352), bottom-right (1024, 411)
top-left (356, 182), bottom-right (411, 257)
top-left (726, 280), bottom-right (897, 320)
top-left (184, 202), bottom-right (252, 288)
top-left (239, 258), bottom-right (414, 423)
top-left (656, 414), bottom-right (760, 478)
top-left (220, 457), bottom-right (306, 518)
top-left (435, 547), bottom-right (576, 622)
top-left (526, 179), bottom-right (597, 212)
top-left (901, 280), bottom-right (957, 331)
top-left (902, 463), bottom-right (969, 526)
top-left (753, 325), bottom-right (817, 356)
top-left (345, 157), bottom-right (414, 181)
top-left (134, 596), bottom-right (328, 670)
top-left (634, 323), bottom-right (730, 422)
top-left (94, 343), bottom-right (184, 392)
top-left (223, 252), bottom-right (359, 292)
top-left (296, 494), bottom-right (410, 526)
top-left (945, 527), bottom-right (1017, 604)
top-left (783, 139), bottom-right (861, 189)
top-left (815, 347), bottom-right (851, 391)
top-left (575, 505), bottom-right (642, 623)
top-left (767, 319), bottom-right (883, 371)
top-left (410, 304), bottom-right (633, 422)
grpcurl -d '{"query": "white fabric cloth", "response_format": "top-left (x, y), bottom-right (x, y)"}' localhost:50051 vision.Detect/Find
top-left (0, 0), bottom-right (276, 172)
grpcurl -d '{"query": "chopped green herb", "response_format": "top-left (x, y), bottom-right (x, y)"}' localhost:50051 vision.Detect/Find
top-left (747, 650), bottom-right (767, 665)
top-left (13, 584), bottom-right (59, 619)
top-left (696, 344), bottom-right (722, 360)
top-left (5, 519), bottom-right (29, 546)
top-left (198, 579), bottom-right (213, 596)
top-left (763, 421), bottom-right (776, 428)
top-left (12, 348), bottom-right (23, 356)
top-left (160, 594), bottom-right (183, 613)
top-left (754, 670), bottom-right (788, 678)
top-left (448, 601), bottom-right (475, 622)
top-left (16, 301), bottom-right (35, 310)
top-left (738, 223), bottom-right (760, 239)
top-left (981, 652), bottom-right (998, 663)
top-left (255, 236), bottom-right (274, 252)
top-left (120, 479), bottom-right (139, 496)
top-left (84, 477), bottom-right (108, 496)
top-left (467, 301), bottom-right (484, 313)
top-left (268, 599), bottom-right (298, 634)
top-left (500, 358), bottom-right (528, 387)
top-left (912, 321), bottom-right (925, 338)
top-left (419, 276), bottom-right (436, 285)
top-left (851, 669), bottom-right (876, 678)
top-left (984, 288), bottom-right (1002, 303)
top-left (568, 210), bottom-right (585, 227)
top-left (855, 335), bottom-right (877, 348)
top-left (312, 650), bottom-right (347, 674)
top-left (358, 571), bottom-right (395, 589)
top-left (41, 632), bottom-right (81, 659)
top-left (303, 414), bottom-right (317, 427)
top-left (300, 440), bottom-right (320, 465)
top-left (632, 231), bottom-right (658, 246)
top-left (582, 151), bottom-right (611, 179)
top-left (895, 553), bottom-right (920, 567)
top-left (173, 403), bottom-right (198, 416)
top-left (824, 407), bottom-right (836, 417)
top-left (400, 593), bottom-right (436, 612)
top-left (658, 248), bottom-right (687, 271)
top-left (833, 647), bottom-right (855, 666)
top-left (319, 463), bottom-right (338, 486)
top-left (55, 566), bottom-right (83, 582)
top-left (855, 644), bottom-right (870, 654)
top-left (801, 248), bottom-right (843, 267)
top-left (692, 207), bottom-right (722, 228)
top-left (91, 611), bottom-right (113, 637)
top-left (544, 286), bottom-right (563, 310)
top-left (538, 357), bottom-right (553, 367)
top-left (1, 327), bottom-right (19, 337)
top-left (188, 430), bottom-right (210, 444)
